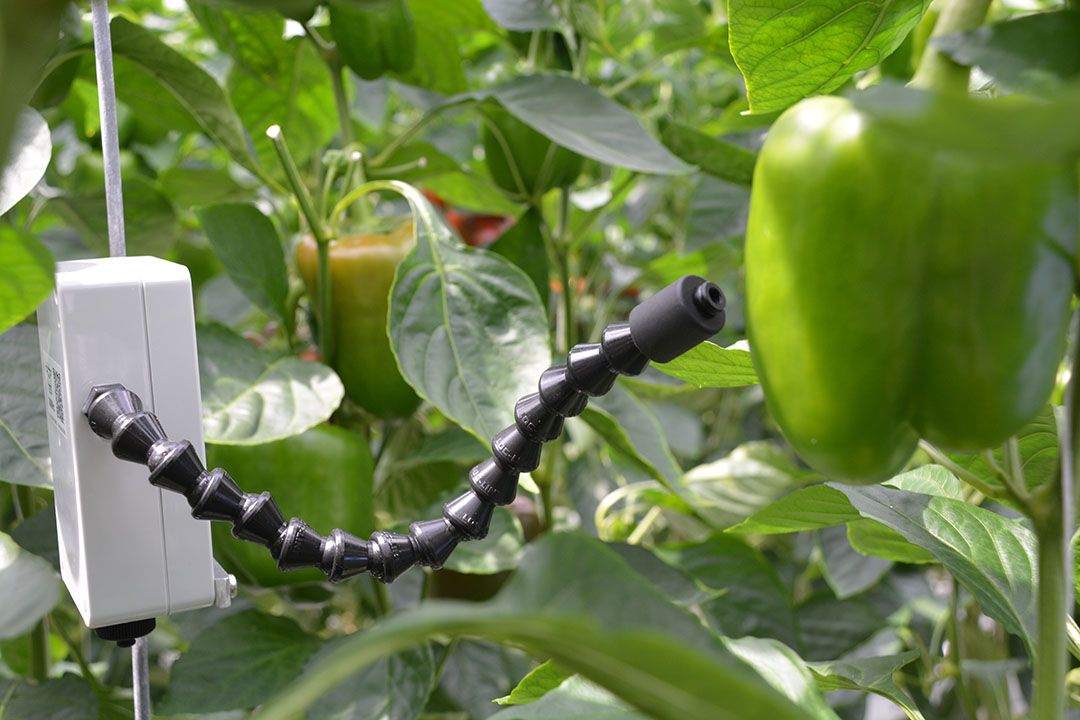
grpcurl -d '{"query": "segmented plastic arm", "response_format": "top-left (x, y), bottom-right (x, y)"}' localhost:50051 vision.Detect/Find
top-left (82, 275), bottom-right (726, 584)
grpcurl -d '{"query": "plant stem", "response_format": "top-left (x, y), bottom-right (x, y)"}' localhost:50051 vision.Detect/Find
top-left (14, 486), bottom-right (48, 682)
top-left (268, 125), bottom-right (336, 366)
top-left (947, 581), bottom-right (979, 719)
top-left (556, 189), bottom-right (574, 354)
top-left (910, 0), bottom-right (992, 93)
top-left (330, 66), bottom-right (354, 146)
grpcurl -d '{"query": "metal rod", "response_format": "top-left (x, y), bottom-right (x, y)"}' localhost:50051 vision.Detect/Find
top-left (90, 0), bottom-right (126, 258)
top-left (131, 636), bottom-right (151, 720)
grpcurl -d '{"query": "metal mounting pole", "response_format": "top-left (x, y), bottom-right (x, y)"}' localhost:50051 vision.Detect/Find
top-left (92, 2), bottom-right (146, 716)
top-left (91, 0), bottom-right (126, 258)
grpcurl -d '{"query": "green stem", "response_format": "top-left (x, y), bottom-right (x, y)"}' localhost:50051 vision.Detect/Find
top-left (556, 189), bottom-right (574, 354)
top-left (946, 582), bottom-right (979, 719)
top-left (14, 486), bottom-right (48, 682)
top-left (910, 0), bottom-right (992, 93)
top-left (268, 125), bottom-right (336, 366)
top-left (330, 66), bottom-right (354, 147)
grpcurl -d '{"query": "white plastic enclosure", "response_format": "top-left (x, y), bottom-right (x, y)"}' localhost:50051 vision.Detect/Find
top-left (36, 256), bottom-right (215, 628)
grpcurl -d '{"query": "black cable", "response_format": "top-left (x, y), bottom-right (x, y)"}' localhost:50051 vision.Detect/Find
top-left (82, 275), bottom-right (726, 585)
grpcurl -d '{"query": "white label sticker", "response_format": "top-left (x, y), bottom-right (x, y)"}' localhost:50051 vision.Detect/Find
top-left (42, 354), bottom-right (67, 437)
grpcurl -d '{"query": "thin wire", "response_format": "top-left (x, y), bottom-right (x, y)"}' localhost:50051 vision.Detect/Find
top-left (131, 637), bottom-right (151, 720)
top-left (90, 0), bottom-right (126, 258)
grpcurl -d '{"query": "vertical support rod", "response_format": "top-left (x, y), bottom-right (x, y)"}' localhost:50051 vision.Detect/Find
top-left (131, 636), bottom-right (151, 720)
top-left (90, 0), bottom-right (126, 258)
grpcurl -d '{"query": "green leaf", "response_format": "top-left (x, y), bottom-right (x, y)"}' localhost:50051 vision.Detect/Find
top-left (685, 177), bottom-right (749, 251)
top-left (640, 241), bottom-right (742, 289)
top-left (3, 674), bottom-right (97, 720)
top-left (885, 464), bottom-right (965, 500)
top-left (188, 0), bottom-right (288, 79)
top-left (846, 519), bottom-right (934, 564)
top-left (482, 0), bottom-right (557, 31)
top-left (0, 531), bottom-right (59, 639)
top-left (834, 484), bottom-right (1038, 651)
top-left (0, 108), bottom-right (51, 215)
top-left (818, 525), bottom-right (892, 599)
top-left (396, 0), bottom-right (470, 95)
top-left (442, 507), bottom-right (525, 574)
top-left (797, 594), bottom-right (884, 661)
top-left (385, 180), bottom-right (551, 443)
top-left (654, 342), bottom-right (758, 388)
top-left (108, 17), bottom-right (261, 178)
top-left (659, 120), bottom-right (756, 187)
top-left (196, 0), bottom-right (319, 19)
top-left (197, 323), bottom-right (344, 443)
top-left (490, 206), bottom-right (549, 299)
top-left (10, 503), bottom-right (59, 571)
top-left (933, 10), bottom-right (1080, 93)
top-left (496, 660), bottom-right (573, 706)
top-left (259, 534), bottom-right (816, 720)
top-left (728, 0), bottom-right (930, 113)
top-left (809, 651), bottom-right (925, 720)
top-left (660, 535), bottom-right (799, 648)
top-left (423, 172), bottom-right (523, 215)
top-left (229, 37), bottom-right (335, 172)
top-left (195, 203), bottom-right (288, 321)
top-left (483, 74), bottom-right (692, 175)
top-left (491, 676), bottom-right (644, 719)
top-left (0, 325), bottom-right (51, 487)
top-left (0, 228), bottom-right (53, 335)
top-left (308, 642), bottom-right (436, 720)
top-left (724, 637), bottom-right (842, 720)
top-left (51, 175), bottom-right (178, 256)
top-left (683, 442), bottom-right (804, 530)
top-left (583, 385), bottom-right (684, 490)
top-left (948, 405), bottom-right (1060, 498)
top-left (727, 485), bottom-right (858, 535)
top-left (158, 166), bottom-right (250, 208)
top-left (161, 609), bottom-right (322, 713)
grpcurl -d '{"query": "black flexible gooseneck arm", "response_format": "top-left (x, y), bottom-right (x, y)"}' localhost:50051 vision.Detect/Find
top-left (82, 275), bottom-right (725, 585)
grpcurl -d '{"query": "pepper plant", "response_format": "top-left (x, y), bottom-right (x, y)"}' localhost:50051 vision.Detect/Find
top-left (0, 0), bottom-right (1078, 719)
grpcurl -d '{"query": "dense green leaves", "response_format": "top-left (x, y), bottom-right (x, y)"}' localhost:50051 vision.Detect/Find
top-left (728, 0), bottom-right (930, 113)
top-left (197, 323), bottom-right (344, 443)
top-left (660, 120), bottom-right (757, 187)
top-left (308, 642), bottom-right (436, 720)
top-left (0, 531), bottom-right (59, 640)
top-left (161, 610), bottom-right (322, 713)
top-left (0, 229), bottom-right (53, 335)
top-left (386, 180), bottom-right (551, 442)
top-left (809, 651), bottom-right (924, 720)
top-left (0, 325), bottom-right (51, 487)
top-left (584, 386), bottom-right (684, 490)
top-left (195, 203), bottom-right (288, 321)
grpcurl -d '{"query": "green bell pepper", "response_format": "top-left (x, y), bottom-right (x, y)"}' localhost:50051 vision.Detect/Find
top-left (296, 221), bottom-right (421, 419)
top-left (328, 0), bottom-right (416, 81)
top-left (746, 95), bottom-right (1077, 483)
top-left (208, 424), bottom-right (374, 587)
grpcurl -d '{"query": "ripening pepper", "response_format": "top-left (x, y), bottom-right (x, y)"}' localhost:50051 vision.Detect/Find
top-left (328, 0), bottom-right (416, 81)
top-left (208, 424), bottom-right (373, 587)
top-left (297, 221), bottom-right (421, 418)
top-left (482, 105), bottom-right (584, 200)
top-left (746, 95), bottom-right (1077, 484)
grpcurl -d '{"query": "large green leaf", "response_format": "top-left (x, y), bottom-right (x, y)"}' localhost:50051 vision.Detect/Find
top-left (817, 525), bottom-right (892, 599)
top-left (0, 107), bottom-right (50, 215)
top-left (161, 610), bottom-right (322, 713)
top-left (229, 37), bottom-right (335, 172)
top-left (728, 0), bottom-right (930, 113)
top-left (188, 0), bottom-right (288, 79)
top-left (394, 0), bottom-right (476, 95)
top-left (0, 0), bottom-right (67, 169)
top-left (797, 594), bottom-right (884, 661)
top-left (195, 203), bottom-right (288, 322)
top-left (835, 484), bottom-right (1038, 651)
top-left (259, 534), bottom-right (817, 720)
top-left (659, 535), bottom-right (799, 648)
top-left (948, 405), bottom-right (1060, 499)
top-left (385, 180), bottom-right (551, 443)
top-left (496, 660), bottom-right (573, 706)
top-left (809, 651), bottom-right (924, 720)
top-left (0, 325), bottom-right (51, 487)
top-left (724, 637), bottom-right (841, 720)
top-left (196, 0), bottom-right (319, 20)
top-left (482, 0), bottom-right (557, 31)
top-left (683, 442), bottom-right (804, 530)
top-left (0, 228), bottom-right (53, 335)
top-left (654, 341), bottom-right (758, 388)
top-left (933, 10), bottom-right (1080, 93)
top-left (583, 385), bottom-right (684, 490)
top-left (108, 17), bottom-right (261, 178)
top-left (481, 75), bottom-right (692, 175)
top-left (51, 175), bottom-right (178, 256)
top-left (2, 674), bottom-right (97, 720)
top-left (308, 642), bottom-right (436, 720)
top-left (442, 507), bottom-right (525, 574)
top-left (728, 484), bottom-right (858, 535)
top-left (0, 531), bottom-right (59, 640)
top-left (659, 120), bottom-right (756, 187)
top-left (197, 323), bottom-right (344, 444)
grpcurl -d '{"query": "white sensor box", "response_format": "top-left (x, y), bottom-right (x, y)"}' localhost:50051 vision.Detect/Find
top-left (37, 257), bottom-right (215, 628)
